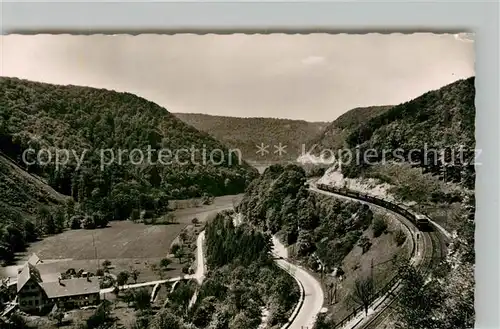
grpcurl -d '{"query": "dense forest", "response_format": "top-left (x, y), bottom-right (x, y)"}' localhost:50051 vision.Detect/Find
top-left (174, 113), bottom-right (328, 162)
top-left (238, 164), bottom-right (374, 271)
top-left (0, 154), bottom-right (68, 263)
top-left (121, 210), bottom-right (300, 329)
top-left (314, 78), bottom-right (476, 190)
top-left (0, 77), bottom-right (258, 263)
top-left (307, 105), bottom-right (393, 152)
top-left (199, 211), bottom-right (299, 328)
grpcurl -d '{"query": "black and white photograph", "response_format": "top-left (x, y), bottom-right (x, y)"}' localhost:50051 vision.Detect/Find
top-left (0, 33), bottom-right (475, 329)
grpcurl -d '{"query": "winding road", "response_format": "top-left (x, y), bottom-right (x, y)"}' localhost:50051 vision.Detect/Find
top-left (234, 214), bottom-right (325, 329)
top-left (98, 180), bottom-right (448, 329)
top-left (272, 237), bottom-right (325, 329)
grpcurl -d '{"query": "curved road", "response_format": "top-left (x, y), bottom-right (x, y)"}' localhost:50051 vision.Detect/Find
top-left (109, 200), bottom-right (326, 329)
top-left (193, 230), bottom-right (206, 284)
top-left (272, 237), bottom-right (325, 329)
top-left (235, 214), bottom-right (325, 329)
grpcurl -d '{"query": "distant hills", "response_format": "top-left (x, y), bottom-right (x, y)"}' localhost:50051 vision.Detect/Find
top-left (174, 113), bottom-right (329, 162)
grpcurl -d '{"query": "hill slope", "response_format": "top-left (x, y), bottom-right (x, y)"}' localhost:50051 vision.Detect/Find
top-left (0, 152), bottom-right (66, 219)
top-left (0, 151), bottom-right (68, 263)
top-left (343, 77), bottom-right (475, 186)
top-left (0, 77), bottom-right (258, 227)
top-left (309, 77), bottom-right (475, 189)
top-left (174, 113), bottom-right (329, 162)
top-left (305, 105), bottom-right (393, 153)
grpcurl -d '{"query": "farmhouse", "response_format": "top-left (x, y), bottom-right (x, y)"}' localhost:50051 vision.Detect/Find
top-left (16, 254), bottom-right (100, 313)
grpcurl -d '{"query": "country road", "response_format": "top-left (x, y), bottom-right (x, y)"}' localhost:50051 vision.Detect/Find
top-left (103, 201), bottom-right (325, 329)
top-left (235, 216), bottom-right (325, 329)
top-left (193, 230), bottom-right (206, 284)
top-left (100, 276), bottom-right (188, 294)
top-left (272, 237), bottom-right (325, 329)
top-left (101, 205), bottom-right (231, 295)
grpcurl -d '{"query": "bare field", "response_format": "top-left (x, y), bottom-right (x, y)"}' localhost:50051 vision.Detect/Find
top-left (1, 194), bottom-right (242, 282)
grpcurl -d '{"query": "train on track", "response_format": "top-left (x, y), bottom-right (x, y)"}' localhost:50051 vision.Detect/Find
top-left (315, 183), bottom-right (430, 230)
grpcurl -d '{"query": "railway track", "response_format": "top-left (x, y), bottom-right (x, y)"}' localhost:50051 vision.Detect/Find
top-left (360, 230), bottom-right (446, 329)
top-left (309, 183), bottom-right (449, 329)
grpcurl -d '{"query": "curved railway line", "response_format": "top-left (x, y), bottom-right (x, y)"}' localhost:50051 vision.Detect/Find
top-left (309, 182), bottom-right (450, 329)
top-left (360, 231), bottom-right (446, 329)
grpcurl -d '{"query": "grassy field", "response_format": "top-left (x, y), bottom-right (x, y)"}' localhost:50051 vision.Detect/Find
top-left (1, 194), bottom-right (242, 283)
top-left (322, 208), bottom-right (412, 323)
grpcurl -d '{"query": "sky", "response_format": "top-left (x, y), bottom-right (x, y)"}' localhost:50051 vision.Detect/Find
top-left (0, 33), bottom-right (474, 122)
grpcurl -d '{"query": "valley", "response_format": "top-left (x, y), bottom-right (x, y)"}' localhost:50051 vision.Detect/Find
top-left (0, 39), bottom-right (475, 329)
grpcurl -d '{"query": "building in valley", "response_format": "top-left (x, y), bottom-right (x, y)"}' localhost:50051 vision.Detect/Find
top-left (16, 254), bottom-right (100, 313)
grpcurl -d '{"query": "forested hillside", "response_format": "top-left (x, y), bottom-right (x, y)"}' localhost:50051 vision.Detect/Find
top-left (0, 77), bottom-right (258, 263)
top-left (238, 164), bottom-right (374, 271)
top-left (311, 77), bottom-right (476, 328)
top-left (174, 113), bottom-right (328, 161)
top-left (237, 164), bottom-right (414, 323)
top-left (0, 153), bottom-right (67, 263)
top-left (317, 77), bottom-right (475, 190)
top-left (201, 211), bottom-right (299, 328)
top-left (307, 105), bottom-right (392, 152)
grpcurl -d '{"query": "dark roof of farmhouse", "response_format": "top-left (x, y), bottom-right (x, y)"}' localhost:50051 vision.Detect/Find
top-left (40, 277), bottom-right (100, 298)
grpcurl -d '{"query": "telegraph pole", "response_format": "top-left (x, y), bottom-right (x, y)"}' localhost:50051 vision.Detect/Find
top-left (416, 232), bottom-right (420, 254)
top-left (333, 280), bottom-right (337, 304)
top-left (370, 258), bottom-right (374, 282)
top-left (92, 233), bottom-right (99, 270)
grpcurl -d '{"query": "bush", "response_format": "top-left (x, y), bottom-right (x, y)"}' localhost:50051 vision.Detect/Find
top-left (69, 215), bottom-right (82, 229)
top-left (358, 236), bottom-right (372, 254)
top-left (130, 209), bottom-right (140, 222)
top-left (82, 215), bottom-right (96, 229)
top-left (117, 271), bottom-right (130, 286)
top-left (372, 217), bottom-right (388, 238)
top-left (394, 230), bottom-right (406, 246)
top-left (171, 244), bottom-right (181, 255)
top-left (182, 265), bottom-right (190, 274)
top-left (160, 258), bottom-right (172, 269)
top-left (99, 276), bottom-right (115, 289)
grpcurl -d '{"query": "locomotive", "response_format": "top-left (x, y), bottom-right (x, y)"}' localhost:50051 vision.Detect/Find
top-left (315, 183), bottom-right (430, 230)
